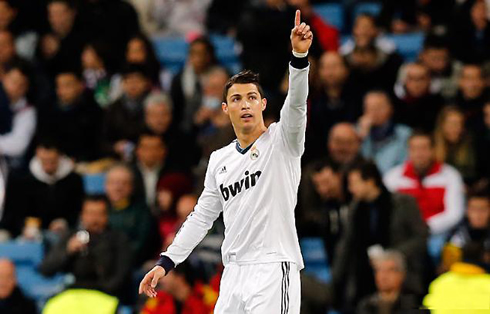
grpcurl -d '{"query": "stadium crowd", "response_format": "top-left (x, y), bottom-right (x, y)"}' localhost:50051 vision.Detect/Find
top-left (1, 0), bottom-right (490, 313)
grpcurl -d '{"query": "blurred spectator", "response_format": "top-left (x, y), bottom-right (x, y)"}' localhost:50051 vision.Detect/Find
top-left (454, 63), bottom-right (489, 126)
top-left (0, 0), bottom-right (39, 61)
top-left (144, 92), bottom-right (199, 171)
top-left (306, 52), bottom-right (363, 161)
top-left (38, 70), bottom-right (103, 162)
top-left (0, 258), bottom-right (37, 314)
top-left (346, 42), bottom-right (403, 94)
top-left (299, 160), bottom-right (349, 266)
top-left (340, 13), bottom-right (396, 56)
top-left (434, 106), bottom-right (477, 183)
top-left (206, 0), bottom-right (250, 35)
top-left (149, 0), bottom-right (212, 37)
top-left (81, 41), bottom-right (114, 108)
top-left (384, 131), bottom-right (465, 235)
top-left (105, 164), bottom-right (154, 266)
top-left (0, 61), bottom-right (36, 170)
top-left (358, 90), bottom-right (412, 174)
top-left (3, 139), bottom-right (83, 237)
top-left (40, 195), bottom-right (131, 300)
top-left (170, 36), bottom-right (218, 132)
top-left (474, 100), bottom-right (490, 184)
top-left (109, 33), bottom-right (166, 102)
top-left (140, 262), bottom-right (212, 314)
top-left (377, 0), bottom-right (453, 33)
top-left (131, 131), bottom-right (168, 209)
top-left (450, 0), bottom-right (490, 63)
top-left (0, 31), bottom-right (19, 80)
top-left (417, 35), bottom-right (462, 100)
top-left (286, 0), bottom-right (339, 56)
top-left (333, 162), bottom-right (427, 312)
top-left (342, 15), bottom-right (402, 93)
top-left (78, 0), bottom-right (140, 65)
top-left (357, 251), bottom-right (419, 314)
top-left (102, 63), bottom-right (152, 160)
top-left (423, 242), bottom-right (490, 310)
top-left (442, 189), bottom-right (490, 271)
top-left (156, 175), bottom-right (193, 247)
top-left (38, 0), bottom-right (87, 77)
top-left (125, 33), bottom-right (163, 87)
top-left (193, 67), bottom-right (229, 132)
top-left (326, 123), bottom-right (363, 170)
top-left (393, 62), bottom-right (444, 132)
top-left (236, 0), bottom-right (295, 91)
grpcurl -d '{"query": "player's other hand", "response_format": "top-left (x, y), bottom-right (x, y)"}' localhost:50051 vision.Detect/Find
top-left (139, 265), bottom-right (166, 298)
top-left (290, 10), bottom-right (313, 54)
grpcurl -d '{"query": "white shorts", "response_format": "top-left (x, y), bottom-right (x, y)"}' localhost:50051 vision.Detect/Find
top-left (214, 260), bottom-right (301, 314)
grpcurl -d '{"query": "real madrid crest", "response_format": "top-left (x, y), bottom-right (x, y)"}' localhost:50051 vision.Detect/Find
top-left (250, 146), bottom-right (260, 160)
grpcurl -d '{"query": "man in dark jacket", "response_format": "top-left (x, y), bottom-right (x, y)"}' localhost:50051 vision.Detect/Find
top-left (0, 259), bottom-right (37, 314)
top-left (332, 161), bottom-right (428, 313)
top-left (40, 195), bottom-right (131, 300)
top-left (3, 140), bottom-right (84, 236)
top-left (38, 70), bottom-right (103, 162)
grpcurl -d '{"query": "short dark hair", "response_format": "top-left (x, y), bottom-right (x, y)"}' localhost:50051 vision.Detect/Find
top-left (137, 130), bottom-right (166, 148)
top-left (83, 194), bottom-right (110, 212)
top-left (222, 70), bottom-right (265, 103)
top-left (56, 68), bottom-right (83, 81)
top-left (467, 187), bottom-right (490, 203)
top-left (348, 161), bottom-right (385, 189)
top-left (4, 59), bottom-right (32, 81)
top-left (48, 0), bottom-right (76, 9)
top-left (312, 159), bottom-right (342, 174)
top-left (408, 130), bottom-right (435, 147)
top-left (36, 138), bottom-right (62, 153)
top-left (423, 34), bottom-right (449, 51)
top-left (120, 63), bottom-right (151, 79)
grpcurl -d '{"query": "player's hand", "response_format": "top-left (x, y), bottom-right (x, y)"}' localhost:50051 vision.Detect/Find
top-left (290, 10), bottom-right (313, 54)
top-left (139, 265), bottom-right (166, 298)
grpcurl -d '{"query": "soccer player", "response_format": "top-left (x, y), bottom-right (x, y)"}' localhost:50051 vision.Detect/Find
top-left (139, 10), bottom-right (313, 313)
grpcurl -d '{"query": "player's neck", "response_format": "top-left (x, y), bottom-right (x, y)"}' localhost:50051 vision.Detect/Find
top-left (236, 124), bottom-right (267, 148)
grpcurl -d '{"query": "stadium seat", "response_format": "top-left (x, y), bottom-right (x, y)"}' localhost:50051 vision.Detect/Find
top-left (352, 2), bottom-right (382, 19)
top-left (16, 265), bottom-right (66, 302)
top-left (83, 173), bottom-right (106, 195)
top-left (313, 3), bottom-right (345, 32)
top-left (152, 35), bottom-right (242, 75)
top-left (0, 241), bottom-right (43, 266)
top-left (300, 237), bottom-right (331, 284)
top-left (385, 32), bottom-right (425, 61)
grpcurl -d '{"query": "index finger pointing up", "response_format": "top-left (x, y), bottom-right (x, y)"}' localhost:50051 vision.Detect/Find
top-left (295, 10), bottom-right (301, 27)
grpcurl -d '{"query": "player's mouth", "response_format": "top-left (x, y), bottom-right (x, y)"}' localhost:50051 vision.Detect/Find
top-left (241, 113), bottom-right (253, 121)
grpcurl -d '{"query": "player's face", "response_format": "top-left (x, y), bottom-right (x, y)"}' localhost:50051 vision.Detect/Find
top-left (222, 83), bottom-right (266, 133)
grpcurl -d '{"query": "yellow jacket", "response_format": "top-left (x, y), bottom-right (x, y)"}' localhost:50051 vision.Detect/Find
top-left (423, 262), bottom-right (490, 313)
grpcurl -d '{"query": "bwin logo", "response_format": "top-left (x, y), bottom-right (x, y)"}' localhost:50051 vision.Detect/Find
top-left (220, 170), bottom-right (262, 201)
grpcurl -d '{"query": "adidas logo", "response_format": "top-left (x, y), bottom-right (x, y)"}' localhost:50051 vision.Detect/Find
top-left (219, 166), bottom-right (227, 174)
top-left (220, 170), bottom-right (262, 201)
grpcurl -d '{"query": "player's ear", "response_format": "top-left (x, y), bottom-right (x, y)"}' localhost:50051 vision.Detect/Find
top-left (222, 102), bottom-right (229, 114)
top-left (261, 98), bottom-right (267, 111)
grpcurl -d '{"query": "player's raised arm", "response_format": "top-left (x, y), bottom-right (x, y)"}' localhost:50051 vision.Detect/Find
top-left (279, 10), bottom-right (312, 157)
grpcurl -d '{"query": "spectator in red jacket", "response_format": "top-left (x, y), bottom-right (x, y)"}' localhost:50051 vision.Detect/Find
top-left (384, 131), bottom-right (465, 235)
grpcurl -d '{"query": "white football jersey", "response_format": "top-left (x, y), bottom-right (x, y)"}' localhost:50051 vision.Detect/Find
top-left (162, 63), bottom-right (309, 270)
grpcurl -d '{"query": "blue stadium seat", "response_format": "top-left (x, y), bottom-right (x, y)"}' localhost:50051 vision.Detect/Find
top-left (152, 35), bottom-right (242, 75)
top-left (0, 241), bottom-right (43, 266)
top-left (83, 173), bottom-right (106, 195)
top-left (16, 265), bottom-right (66, 301)
top-left (300, 237), bottom-right (331, 284)
top-left (385, 32), bottom-right (425, 61)
top-left (353, 2), bottom-right (382, 19)
top-left (313, 3), bottom-right (345, 32)
top-left (339, 32), bottom-right (424, 61)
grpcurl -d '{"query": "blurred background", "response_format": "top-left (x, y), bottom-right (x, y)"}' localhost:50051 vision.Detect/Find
top-left (1, 0), bottom-right (490, 313)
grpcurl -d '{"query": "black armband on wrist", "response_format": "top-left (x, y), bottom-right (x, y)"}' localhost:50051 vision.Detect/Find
top-left (155, 255), bottom-right (175, 275)
top-left (291, 54), bottom-right (309, 69)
